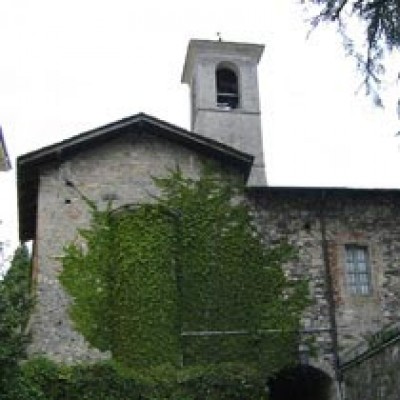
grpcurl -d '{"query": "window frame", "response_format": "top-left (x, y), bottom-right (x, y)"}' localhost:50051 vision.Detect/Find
top-left (344, 244), bottom-right (372, 296)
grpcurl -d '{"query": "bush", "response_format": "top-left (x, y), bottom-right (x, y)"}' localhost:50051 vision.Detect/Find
top-left (12, 358), bottom-right (269, 400)
top-left (177, 362), bottom-right (268, 400)
top-left (20, 358), bottom-right (140, 400)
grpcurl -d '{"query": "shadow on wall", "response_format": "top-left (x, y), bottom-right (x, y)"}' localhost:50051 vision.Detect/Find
top-left (268, 365), bottom-right (333, 400)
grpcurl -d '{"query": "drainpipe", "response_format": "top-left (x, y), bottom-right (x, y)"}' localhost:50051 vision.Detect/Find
top-left (319, 190), bottom-right (343, 400)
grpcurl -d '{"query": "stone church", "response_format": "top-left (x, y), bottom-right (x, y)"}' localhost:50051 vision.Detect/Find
top-left (17, 39), bottom-right (400, 400)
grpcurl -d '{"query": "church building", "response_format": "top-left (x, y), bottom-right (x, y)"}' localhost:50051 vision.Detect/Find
top-left (17, 39), bottom-right (400, 400)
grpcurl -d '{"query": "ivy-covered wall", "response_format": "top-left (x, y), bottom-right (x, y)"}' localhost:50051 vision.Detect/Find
top-left (60, 170), bottom-right (308, 374)
top-left (61, 204), bottom-right (179, 367)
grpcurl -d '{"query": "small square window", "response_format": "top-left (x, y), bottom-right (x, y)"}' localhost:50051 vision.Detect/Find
top-left (345, 245), bottom-right (371, 295)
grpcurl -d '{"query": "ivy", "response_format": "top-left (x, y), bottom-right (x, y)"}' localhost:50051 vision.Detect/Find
top-left (60, 168), bottom-right (309, 375)
top-left (111, 205), bottom-right (179, 367)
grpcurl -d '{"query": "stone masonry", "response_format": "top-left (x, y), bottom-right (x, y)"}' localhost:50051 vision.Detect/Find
top-left (28, 137), bottom-right (400, 381)
top-left (249, 187), bottom-right (400, 379)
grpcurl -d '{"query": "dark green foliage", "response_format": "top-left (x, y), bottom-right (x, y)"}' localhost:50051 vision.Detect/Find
top-left (112, 206), bottom-right (179, 367)
top-left (60, 169), bottom-right (309, 375)
top-left (304, 0), bottom-right (400, 106)
top-left (177, 362), bottom-right (268, 400)
top-left (18, 358), bottom-right (140, 400)
top-left (14, 358), bottom-right (269, 400)
top-left (60, 210), bottom-right (115, 351)
top-left (61, 204), bottom-right (180, 367)
top-left (0, 244), bottom-right (32, 397)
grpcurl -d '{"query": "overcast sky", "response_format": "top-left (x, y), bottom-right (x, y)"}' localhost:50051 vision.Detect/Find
top-left (0, 0), bottom-right (399, 258)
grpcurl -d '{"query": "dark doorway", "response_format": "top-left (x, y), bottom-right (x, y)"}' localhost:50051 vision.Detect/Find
top-left (268, 365), bottom-right (332, 400)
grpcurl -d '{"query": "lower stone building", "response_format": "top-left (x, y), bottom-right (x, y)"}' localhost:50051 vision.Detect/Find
top-left (250, 187), bottom-right (400, 399)
top-left (17, 39), bottom-right (400, 400)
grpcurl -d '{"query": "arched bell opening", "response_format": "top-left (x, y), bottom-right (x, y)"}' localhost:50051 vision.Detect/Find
top-left (268, 365), bottom-right (333, 400)
top-left (216, 64), bottom-right (239, 109)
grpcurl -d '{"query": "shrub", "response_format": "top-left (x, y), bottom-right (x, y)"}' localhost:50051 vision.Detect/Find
top-left (17, 358), bottom-right (269, 400)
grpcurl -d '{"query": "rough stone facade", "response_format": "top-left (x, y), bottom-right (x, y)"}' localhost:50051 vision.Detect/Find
top-left (249, 188), bottom-right (400, 379)
top-left (28, 132), bottom-right (244, 362)
top-left (28, 142), bottom-right (400, 382)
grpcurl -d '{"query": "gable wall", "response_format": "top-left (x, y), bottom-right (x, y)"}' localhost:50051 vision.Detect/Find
top-left (30, 132), bottom-right (242, 363)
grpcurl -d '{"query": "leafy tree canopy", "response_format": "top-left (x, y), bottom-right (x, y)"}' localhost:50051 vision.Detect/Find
top-left (303, 0), bottom-right (400, 107)
top-left (0, 244), bottom-right (32, 389)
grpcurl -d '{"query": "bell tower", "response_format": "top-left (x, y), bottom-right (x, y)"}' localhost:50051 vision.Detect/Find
top-left (182, 39), bottom-right (266, 186)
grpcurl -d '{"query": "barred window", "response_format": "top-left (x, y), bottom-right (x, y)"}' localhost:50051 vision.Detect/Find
top-left (345, 245), bottom-right (371, 295)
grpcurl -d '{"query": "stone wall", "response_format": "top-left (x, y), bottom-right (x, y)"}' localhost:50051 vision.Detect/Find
top-left (250, 189), bottom-right (335, 377)
top-left (341, 324), bottom-right (400, 400)
top-left (29, 135), bottom-right (400, 383)
top-left (249, 188), bottom-right (400, 378)
top-left (29, 132), bottom-right (243, 363)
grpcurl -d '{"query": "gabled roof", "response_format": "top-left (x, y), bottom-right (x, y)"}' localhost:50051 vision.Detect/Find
top-left (17, 112), bottom-right (254, 241)
top-left (0, 127), bottom-right (11, 171)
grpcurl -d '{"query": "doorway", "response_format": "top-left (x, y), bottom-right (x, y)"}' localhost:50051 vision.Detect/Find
top-left (268, 365), bottom-right (333, 400)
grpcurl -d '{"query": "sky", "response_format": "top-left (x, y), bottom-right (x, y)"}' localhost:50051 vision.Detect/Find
top-left (0, 0), bottom-right (399, 261)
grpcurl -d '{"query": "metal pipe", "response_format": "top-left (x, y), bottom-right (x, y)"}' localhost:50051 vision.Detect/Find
top-left (319, 190), bottom-right (343, 400)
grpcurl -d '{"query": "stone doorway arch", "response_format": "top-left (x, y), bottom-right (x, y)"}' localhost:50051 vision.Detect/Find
top-left (268, 365), bottom-right (333, 400)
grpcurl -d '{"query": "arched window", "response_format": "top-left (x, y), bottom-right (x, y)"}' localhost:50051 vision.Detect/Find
top-left (216, 66), bottom-right (239, 109)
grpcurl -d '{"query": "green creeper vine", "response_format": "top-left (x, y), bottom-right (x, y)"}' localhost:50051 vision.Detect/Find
top-left (60, 168), bottom-right (309, 374)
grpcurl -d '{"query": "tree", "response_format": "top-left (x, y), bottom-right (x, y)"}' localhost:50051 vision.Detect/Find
top-left (0, 244), bottom-right (32, 393)
top-left (303, 0), bottom-right (400, 107)
top-left (61, 169), bottom-right (309, 375)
